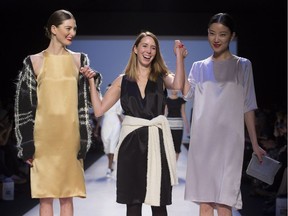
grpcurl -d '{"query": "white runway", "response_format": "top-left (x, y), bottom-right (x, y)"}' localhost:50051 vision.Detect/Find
top-left (23, 146), bottom-right (241, 216)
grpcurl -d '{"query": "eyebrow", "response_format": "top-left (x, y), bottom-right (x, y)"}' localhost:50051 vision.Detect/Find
top-left (209, 29), bottom-right (228, 34)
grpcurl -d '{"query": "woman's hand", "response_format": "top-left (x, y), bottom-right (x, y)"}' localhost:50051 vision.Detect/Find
top-left (252, 144), bottom-right (267, 163)
top-left (80, 66), bottom-right (97, 79)
top-left (174, 40), bottom-right (188, 58)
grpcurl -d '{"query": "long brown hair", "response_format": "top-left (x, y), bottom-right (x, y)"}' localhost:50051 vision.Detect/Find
top-left (124, 31), bottom-right (171, 82)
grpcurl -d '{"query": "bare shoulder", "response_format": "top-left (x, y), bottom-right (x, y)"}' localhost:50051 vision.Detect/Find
top-left (67, 49), bottom-right (80, 56)
top-left (117, 73), bottom-right (125, 80)
top-left (113, 74), bottom-right (124, 88)
top-left (30, 51), bottom-right (44, 61)
top-left (30, 51), bottom-right (45, 76)
top-left (103, 74), bottom-right (123, 103)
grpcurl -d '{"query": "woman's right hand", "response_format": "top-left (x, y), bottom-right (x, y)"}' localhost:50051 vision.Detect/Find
top-left (174, 40), bottom-right (188, 58)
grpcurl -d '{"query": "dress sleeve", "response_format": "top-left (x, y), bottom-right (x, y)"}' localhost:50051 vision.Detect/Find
top-left (14, 56), bottom-right (37, 161)
top-left (242, 58), bottom-right (258, 113)
top-left (183, 62), bottom-right (198, 101)
top-left (180, 97), bottom-right (186, 105)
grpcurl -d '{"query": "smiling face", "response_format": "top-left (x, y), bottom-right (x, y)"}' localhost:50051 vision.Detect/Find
top-left (208, 23), bottom-right (234, 57)
top-left (133, 36), bottom-right (157, 68)
top-left (51, 18), bottom-right (77, 46)
top-left (207, 13), bottom-right (236, 59)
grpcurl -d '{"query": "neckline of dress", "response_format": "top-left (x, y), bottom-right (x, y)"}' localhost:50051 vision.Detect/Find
top-left (211, 54), bottom-right (234, 62)
top-left (43, 49), bottom-right (70, 56)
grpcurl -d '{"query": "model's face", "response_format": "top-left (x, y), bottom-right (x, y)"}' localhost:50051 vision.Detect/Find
top-left (208, 23), bottom-right (234, 56)
top-left (52, 19), bottom-right (77, 46)
top-left (134, 36), bottom-right (156, 67)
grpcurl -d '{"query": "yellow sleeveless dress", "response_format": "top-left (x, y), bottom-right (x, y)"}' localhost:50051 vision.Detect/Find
top-left (31, 51), bottom-right (86, 198)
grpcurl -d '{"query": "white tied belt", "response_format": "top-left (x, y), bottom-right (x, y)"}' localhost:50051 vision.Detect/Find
top-left (114, 115), bottom-right (178, 206)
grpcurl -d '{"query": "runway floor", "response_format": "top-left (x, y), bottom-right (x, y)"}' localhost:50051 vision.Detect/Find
top-left (23, 146), bottom-right (241, 216)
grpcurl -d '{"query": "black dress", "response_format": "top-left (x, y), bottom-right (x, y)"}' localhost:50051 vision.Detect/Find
top-left (116, 75), bottom-right (172, 206)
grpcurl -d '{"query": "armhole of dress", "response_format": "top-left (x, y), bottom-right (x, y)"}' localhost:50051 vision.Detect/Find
top-left (29, 55), bottom-right (41, 80)
top-left (80, 53), bottom-right (86, 67)
top-left (158, 75), bottom-right (165, 90)
top-left (120, 75), bottom-right (126, 96)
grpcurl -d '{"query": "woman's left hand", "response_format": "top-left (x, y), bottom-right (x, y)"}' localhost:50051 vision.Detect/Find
top-left (253, 145), bottom-right (267, 163)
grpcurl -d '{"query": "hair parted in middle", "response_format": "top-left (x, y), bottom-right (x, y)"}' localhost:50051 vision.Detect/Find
top-left (123, 31), bottom-right (171, 82)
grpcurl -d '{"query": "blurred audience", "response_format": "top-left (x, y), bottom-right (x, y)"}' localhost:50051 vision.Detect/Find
top-left (245, 105), bottom-right (287, 215)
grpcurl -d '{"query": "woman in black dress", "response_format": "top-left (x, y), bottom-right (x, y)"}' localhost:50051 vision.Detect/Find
top-left (82, 31), bottom-right (187, 216)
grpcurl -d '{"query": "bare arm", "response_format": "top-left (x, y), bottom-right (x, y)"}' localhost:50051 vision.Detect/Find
top-left (182, 73), bottom-right (191, 97)
top-left (245, 110), bottom-right (266, 162)
top-left (164, 40), bottom-right (188, 90)
top-left (87, 74), bottom-right (122, 117)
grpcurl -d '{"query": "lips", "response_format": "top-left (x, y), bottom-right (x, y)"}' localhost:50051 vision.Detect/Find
top-left (143, 54), bottom-right (151, 59)
top-left (213, 43), bottom-right (220, 48)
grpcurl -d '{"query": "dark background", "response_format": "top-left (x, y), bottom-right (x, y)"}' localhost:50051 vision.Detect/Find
top-left (1, 0), bottom-right (287, 110)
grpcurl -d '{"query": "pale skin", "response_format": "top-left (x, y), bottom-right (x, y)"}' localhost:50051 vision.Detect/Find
top-left (25, 17), bottom-right (89, 216)
top-left (81, 36), bottom-right (188, 118)
top-left (182, 23), bottom-right (266, 216)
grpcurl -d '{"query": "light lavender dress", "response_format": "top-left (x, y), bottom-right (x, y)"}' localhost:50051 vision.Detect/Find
top-left (184, 55), bottom-right (257, 209)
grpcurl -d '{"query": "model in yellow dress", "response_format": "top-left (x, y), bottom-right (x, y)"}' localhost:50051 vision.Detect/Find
top-left (14, 10), bottom-right (101, 216)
